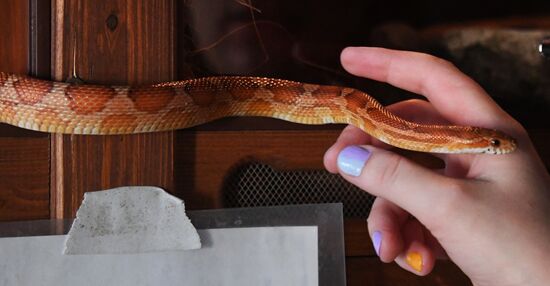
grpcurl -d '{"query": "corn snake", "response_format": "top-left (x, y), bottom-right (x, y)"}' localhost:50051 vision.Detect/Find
top-left (0, 72), bottom-right (516, 154)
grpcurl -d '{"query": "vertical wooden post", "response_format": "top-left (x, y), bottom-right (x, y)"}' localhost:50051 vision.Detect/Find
top-left (50, 0), bottom-right (176, 218)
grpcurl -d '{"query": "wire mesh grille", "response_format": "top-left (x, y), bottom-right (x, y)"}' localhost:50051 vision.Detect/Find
top-left (222, 162), bottom-right (375, 218)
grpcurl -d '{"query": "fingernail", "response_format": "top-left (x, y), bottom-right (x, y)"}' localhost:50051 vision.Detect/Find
top-left (406, 252), bottom-right (423, 272)
top-left (372, 231), bottom-right (382, 256)
top-left (337, 146), bottom-right (371, 177)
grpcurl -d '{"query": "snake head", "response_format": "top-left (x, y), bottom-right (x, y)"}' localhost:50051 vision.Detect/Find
top-left (478, 128), bottom-right (517, 154)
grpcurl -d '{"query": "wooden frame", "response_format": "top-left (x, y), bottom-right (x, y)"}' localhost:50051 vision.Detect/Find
top-left (0, 0), bottom-right (50, 221)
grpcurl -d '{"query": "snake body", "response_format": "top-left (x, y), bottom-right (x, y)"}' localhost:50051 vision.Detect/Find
top-left (0, 72), bottom-right (516, 154)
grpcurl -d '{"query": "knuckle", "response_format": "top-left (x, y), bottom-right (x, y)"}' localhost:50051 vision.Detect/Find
top-left (367, 214), bottom-right (392, 233)
top-left (444, 181), bottom-right (467, 204)
top-left (417, 52), bottom-right (455, 68)
top-left (371, 152), bottom-right (406, 190)
top-left (431, 181), bottom-right (470, 221)
top-left (367, 200), bottom-right (397, 232)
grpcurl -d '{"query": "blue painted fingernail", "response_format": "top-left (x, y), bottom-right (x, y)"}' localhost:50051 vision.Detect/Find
top-left (372, 231), bottom-right (382, 256)
top-left (337, 146), bottom-right (371, 177)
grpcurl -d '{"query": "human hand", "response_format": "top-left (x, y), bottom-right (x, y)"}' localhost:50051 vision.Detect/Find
top-left (324, 47), bottom-right (550, 286)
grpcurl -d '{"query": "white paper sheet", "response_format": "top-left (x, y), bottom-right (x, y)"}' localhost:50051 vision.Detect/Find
top-left (0, 226), bottom-right (318, 286)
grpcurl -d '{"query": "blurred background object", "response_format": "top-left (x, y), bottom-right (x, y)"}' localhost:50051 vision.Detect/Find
top-left (180, 1), bottom-right (550, 128)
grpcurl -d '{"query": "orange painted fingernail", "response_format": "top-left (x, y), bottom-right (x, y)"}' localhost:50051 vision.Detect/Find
top-left (406, 252), bottom-right (423, 272)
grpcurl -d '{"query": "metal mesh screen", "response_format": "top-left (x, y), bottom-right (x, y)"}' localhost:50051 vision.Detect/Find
top-left (222, 162), bottom-right (375, 218)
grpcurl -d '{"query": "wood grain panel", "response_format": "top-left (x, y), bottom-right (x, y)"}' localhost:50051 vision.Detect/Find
top-left (51, 0), bottom-right (176, 218)
top-left (0, 0), bottom-right (33, 135)
top-left (0, 0), bottom-right (50, 221)
top-left (0, 137), bottom-right (50, 221)
top-left (0, 0), bottom-right (28, 74)
top-left (30, 0), bottom-right (51, 78)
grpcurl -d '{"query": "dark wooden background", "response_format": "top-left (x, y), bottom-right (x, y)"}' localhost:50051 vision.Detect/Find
top-left (1, 0), bottom-right (549, 285)
top-left (0, 0), bottom-right (50, 221)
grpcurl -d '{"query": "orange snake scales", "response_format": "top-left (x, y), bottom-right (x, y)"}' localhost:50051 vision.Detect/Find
top-left (0, 72), bottom-right (516, 154)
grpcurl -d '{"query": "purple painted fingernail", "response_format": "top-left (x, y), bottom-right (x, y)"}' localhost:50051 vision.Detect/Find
top-left (337, 146), bottom-right (371, 177)
top-left (372, 231), bottom-right (382, 256)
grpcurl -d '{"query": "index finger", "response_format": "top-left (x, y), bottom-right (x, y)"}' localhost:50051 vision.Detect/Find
top-left (340, 47), bottom-right (514, 129)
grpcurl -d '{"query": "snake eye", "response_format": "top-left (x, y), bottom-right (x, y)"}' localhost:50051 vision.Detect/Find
top-left (490, 139), bottom-right (501, 147)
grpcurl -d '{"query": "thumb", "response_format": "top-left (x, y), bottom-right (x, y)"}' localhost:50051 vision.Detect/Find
top-left (337, 145), bottom-right (463, 224)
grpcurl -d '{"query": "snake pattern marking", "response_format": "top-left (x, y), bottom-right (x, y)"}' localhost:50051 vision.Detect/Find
top-left (0, 72), bottom-right (516, 154)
